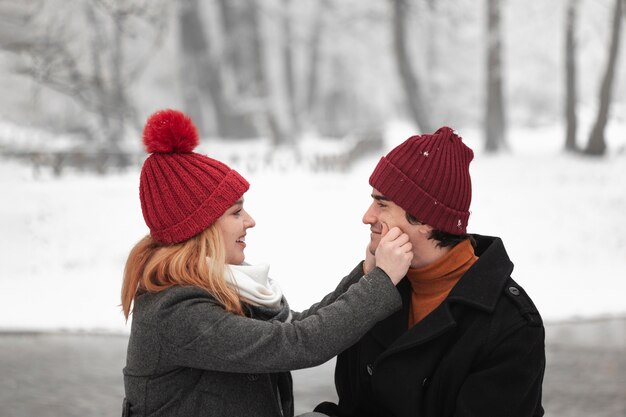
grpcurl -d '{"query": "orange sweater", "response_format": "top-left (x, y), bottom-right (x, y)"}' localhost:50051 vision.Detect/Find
top-left (407, 240), bottom-right (478, 328)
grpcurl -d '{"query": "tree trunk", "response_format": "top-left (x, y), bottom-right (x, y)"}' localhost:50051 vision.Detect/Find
top-left (216, 0), bottom-right (254, 96)
top-left (179, 0), bottom-right (257, 139)
top-left (247, 1), bottom-right (286, 146)
top-left (564, 0), bottom-right (579, 152)
top-left (319, 57), bottom-right (352, 137)
top-left (281, 0), bottom-right (300, 134)
top-left (110, 13), bottom-right (126, 149)
top-left (176, 0), bottom-right (207, 133)
top-left (85, 3), bottom-right (129, 168)
top-left (304, 0), bottom-right (327, 127)
top-left (485, 0), bottom-right (507, 153)
top-left (424, 0), bottom-right (440, 103)
top-left (584, 0), bottom-right (623, 156)
top-left (391, 0), bottom-right (433, 134)
top-left (84, 2), bottom-right (112, 142)
top-left (215, 0), bottom-right (237, 86)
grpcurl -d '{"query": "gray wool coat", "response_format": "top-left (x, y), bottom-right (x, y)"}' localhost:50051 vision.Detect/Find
top-left (122, 265), bottom-right (401, 417)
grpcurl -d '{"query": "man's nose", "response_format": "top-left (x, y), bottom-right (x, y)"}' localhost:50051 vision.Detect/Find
top-left (362, 204), bottom-right (376, 225)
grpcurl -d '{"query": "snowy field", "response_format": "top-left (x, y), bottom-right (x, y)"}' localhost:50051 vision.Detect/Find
top-left (1, 122), bottom-right (625, 332)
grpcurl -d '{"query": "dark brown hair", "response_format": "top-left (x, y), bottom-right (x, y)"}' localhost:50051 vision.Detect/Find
top-left (405, 212), bottom-right (476, 249)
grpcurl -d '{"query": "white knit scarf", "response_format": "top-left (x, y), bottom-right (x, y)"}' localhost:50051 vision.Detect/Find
top-left (223, 263), bottom-right (284, 309)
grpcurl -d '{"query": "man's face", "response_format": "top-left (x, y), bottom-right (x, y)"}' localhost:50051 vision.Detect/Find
top-left (363, 188), bottom-right (416, 255)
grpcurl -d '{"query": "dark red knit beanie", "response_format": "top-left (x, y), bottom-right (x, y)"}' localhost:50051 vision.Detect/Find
top-left (369, 127), bottom-right (474, 234)
top-left (139, 109), bottom-right (249, 244)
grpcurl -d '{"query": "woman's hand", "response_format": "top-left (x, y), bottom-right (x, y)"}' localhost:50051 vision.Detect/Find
top-left (363, 242), bottom-right (376, 275)
top-left (374, 224), bottom-right (413, 285)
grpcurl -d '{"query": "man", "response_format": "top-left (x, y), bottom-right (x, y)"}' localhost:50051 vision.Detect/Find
top-left (315, 127), bottom-right (545, 417)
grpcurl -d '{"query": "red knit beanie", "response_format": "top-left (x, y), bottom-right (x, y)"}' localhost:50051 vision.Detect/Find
top-left (139, 109), bottom-right (249, 244)
top-left (369, 127), bottom-right (473, 234)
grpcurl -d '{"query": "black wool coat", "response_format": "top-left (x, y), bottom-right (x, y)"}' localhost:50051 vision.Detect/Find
top-left (316, 235), bottom-right (545, 417)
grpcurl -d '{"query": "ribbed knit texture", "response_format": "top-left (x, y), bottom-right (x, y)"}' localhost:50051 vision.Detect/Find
top-left (139, 110), bottom-right (249, 244)
top-left (369, 127), bottom-right (474, 234)
top-left (406, 239), bottom-right (477, 327)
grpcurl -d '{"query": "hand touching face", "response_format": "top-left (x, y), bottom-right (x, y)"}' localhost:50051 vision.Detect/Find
top-left (363, 188), bottom-right (435, 269)
top-left (363, 189), bottom-right (411, 256)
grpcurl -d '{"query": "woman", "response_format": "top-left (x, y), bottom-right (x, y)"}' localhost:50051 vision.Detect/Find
top-left (121, 109), bottom-right (413, 417)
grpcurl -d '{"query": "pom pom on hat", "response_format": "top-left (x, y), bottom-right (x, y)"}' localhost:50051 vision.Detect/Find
top-left (142, 109), bottom-right (199, 154)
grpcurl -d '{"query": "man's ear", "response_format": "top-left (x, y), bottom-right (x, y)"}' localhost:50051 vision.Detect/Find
top-left (418, 223), bottom-right (433, 235)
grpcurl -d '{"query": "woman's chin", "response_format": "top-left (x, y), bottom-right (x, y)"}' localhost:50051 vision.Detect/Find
top-left (227, 253), bottom-right (245, 265)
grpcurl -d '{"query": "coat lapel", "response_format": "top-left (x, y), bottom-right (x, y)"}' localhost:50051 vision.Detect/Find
top-left (446, 236), bottom-right (513, 312)
top-left (369, 279), bottom-right (411, 348)
top-left (379, 300), bottom-right (457, 360)
top-left (374, 235), bottom-right (514, 359)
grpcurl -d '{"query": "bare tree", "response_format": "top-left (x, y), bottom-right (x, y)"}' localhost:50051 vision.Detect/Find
top-left (303, 0), bottom-right (329, 132)
top-left (564, 0), bottom-right (580, 152)
top-left (485, 0), bottom-right (507, 153)
top-left (176, 0), bottom-right (208, 132)
top-left (247, 1), bottom-right (287, 145)
top-left (584, 0), bottom-right (624, 156)
top-left (281, 0), bottom-right (300, 134)
top-left (391, 0), bottom-right (433, 134)
top-left (318, 56), bottom-right (353, 137)
top-left (2, 0), bottom-right (168, 152)
top-left (178, 0), bottom-right (257, 139)
top-left (0, 1), bottom-right (39, 47)
top-left (216, 0), bottom-right (258, 98)
top-left (423, 0), bottom-right (442, 107)
top-left (212, 0), bottom-right (286, 144)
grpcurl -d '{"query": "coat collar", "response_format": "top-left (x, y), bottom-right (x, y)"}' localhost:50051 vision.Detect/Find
top-left (446, 235), bottom-right (513, 312)
top-left (371, 235), bottom-right (513, 356)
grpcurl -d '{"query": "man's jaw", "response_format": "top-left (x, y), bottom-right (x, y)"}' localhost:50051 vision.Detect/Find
top-left (368, 235), bottom-right (380, 255)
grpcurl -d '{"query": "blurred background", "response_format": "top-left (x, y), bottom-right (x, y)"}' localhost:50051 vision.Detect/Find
top-left (0, 0), bottom-right (625, 416)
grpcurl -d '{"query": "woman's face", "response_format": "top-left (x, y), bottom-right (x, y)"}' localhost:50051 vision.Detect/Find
top-left (215, 197), bottom-right (256, 265)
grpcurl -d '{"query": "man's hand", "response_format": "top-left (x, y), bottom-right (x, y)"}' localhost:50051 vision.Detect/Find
top-left (374, 224), bottom-right (413, 285)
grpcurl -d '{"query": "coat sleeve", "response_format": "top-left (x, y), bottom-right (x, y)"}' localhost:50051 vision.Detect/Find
top-left (290, 262), bottom-right (364, 322)
top-left (454, 323), bottom-right (546, 417)
top-left (157, 267), bottom-right (400, 374)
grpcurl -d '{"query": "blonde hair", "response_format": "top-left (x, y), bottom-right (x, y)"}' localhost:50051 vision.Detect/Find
top-left (121, 224), bottom-right (244, 319)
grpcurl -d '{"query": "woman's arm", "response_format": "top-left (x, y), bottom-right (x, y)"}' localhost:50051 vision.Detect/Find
top-left (291, 229), bottom-right (406, 322)
top-left (290, 262), bottom-right (365, 322)
top-left (157, 267), bottom-right (400, 374)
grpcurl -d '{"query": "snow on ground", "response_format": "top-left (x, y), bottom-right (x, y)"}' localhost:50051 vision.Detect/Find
top-left (0, 122), bottom-right (625, 332)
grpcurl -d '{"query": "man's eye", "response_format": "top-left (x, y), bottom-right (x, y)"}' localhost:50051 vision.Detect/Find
top-left (377, 203), bottom-right (387, 208)
top-left (233, 209), bottom-right (242, 216)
